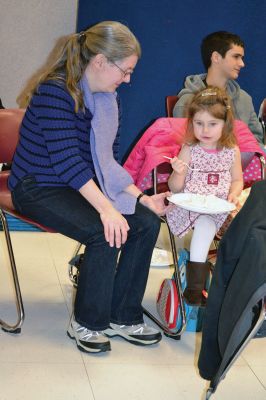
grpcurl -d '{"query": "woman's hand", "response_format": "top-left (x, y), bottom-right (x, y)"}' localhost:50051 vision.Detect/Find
top-left (140, 192), bottom-right (172, 216)
top-left (100, 207), bottom-right (130, 248)
top-left (79, 180), bottom-right (130, 248)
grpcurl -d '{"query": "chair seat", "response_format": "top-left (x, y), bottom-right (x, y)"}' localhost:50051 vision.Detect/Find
top-left (0, 171), bottom-right (15, 211)
top-left (0, 108), bottom-right (61, 334)
top-left (0, 171), bottom-right (55, 233)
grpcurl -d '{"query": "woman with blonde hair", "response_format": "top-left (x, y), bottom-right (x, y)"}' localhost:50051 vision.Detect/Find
top-left (9, 21), bottom-right (169, 354)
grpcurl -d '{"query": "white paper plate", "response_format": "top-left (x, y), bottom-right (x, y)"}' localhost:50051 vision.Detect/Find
top-left (150, 248), bottom-right (173, 267)
top-left (167, 193), bottom-right (236, 214)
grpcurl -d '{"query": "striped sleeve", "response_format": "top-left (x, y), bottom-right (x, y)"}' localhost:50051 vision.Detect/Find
top-left (34, 82), bottom-right (94, 190)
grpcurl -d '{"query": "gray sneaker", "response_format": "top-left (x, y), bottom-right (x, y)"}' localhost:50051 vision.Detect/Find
top-left (104, 322), bottom-right (162, 346)
top-left (67, 317), bottom-right (111, 353)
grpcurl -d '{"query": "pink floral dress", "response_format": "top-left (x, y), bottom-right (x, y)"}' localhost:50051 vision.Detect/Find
top-left (166, 144), bottom-right (236, 237)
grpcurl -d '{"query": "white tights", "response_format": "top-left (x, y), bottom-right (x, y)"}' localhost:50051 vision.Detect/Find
top-left (189, 215), bottom-right (217, 262)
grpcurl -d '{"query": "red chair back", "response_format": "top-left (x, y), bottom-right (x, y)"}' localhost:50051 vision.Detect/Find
top-left (0, 170), bottom-right (15, 210)
top-left (0, 109), bottom-right (25, 211)
top-left (0, 109), bottom-right (25, 162)
top-left (166, 95), bottom-right (178, 117)
top-left (0, 108), bottom-right (55, 232)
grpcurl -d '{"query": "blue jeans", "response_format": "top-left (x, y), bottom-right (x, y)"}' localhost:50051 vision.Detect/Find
top-left (11, 175), bottom-right (161, 330)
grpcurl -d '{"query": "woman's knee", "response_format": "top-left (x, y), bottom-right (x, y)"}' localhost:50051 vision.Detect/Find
top-left (137, 205), bottom-right (161, 236)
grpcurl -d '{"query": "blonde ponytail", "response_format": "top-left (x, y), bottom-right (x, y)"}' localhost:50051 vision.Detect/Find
top-left (18, 21), bottom-right (141, 112)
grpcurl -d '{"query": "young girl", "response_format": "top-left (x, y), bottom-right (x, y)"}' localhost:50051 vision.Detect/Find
top-left (167, 87), bottom-right (243, 306)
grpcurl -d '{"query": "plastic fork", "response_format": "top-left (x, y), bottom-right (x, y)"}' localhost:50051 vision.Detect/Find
top-left (163, 156), bottom-right (200, 171)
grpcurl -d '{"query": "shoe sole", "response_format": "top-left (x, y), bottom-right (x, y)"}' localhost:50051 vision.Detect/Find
top-left (183, 296), bottom-right (206, 308)
top-left (67, 326), bottom-right (111, 353)
top-left (104, 328), bottom-right (162, 346)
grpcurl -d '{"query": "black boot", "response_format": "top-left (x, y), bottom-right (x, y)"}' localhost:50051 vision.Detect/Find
top-left (183, 261), bottom-right (211, 307)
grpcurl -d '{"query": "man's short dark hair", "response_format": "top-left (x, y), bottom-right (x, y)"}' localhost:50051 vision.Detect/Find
top-left (201, 31), bottom-right (245, 70)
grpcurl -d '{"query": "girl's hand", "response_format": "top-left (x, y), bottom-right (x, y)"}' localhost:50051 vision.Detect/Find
top-left (170, 157), bottom-right (186, 175)
top-left (140, 192), bottom-right (172, 216)
top-left (100, 208), bottom-right (130, 248)
top-left (227, 193), bottom-right (240, 206)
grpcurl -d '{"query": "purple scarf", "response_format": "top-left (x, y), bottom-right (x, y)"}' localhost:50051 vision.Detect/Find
top-left (80, 75), bottom-right (136, 214)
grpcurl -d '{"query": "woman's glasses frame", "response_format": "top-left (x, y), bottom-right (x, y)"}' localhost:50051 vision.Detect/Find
top-left (111, 61), bottom-right (133, 78)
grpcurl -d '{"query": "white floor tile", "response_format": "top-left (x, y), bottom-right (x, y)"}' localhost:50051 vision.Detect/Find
top-left (249, 365), bottom-right (266, 388)
top-left (46, 233), bottom-right (78, 259)
top-left (0, 232), bottom-right (265, 400)
top-left (0, 302), bottom-right (81, 363)
top-left (0, 363), bottom-right (94, 400)
top-left (85, 363), bottom-right (187, 400)
top-left (207, 365), bottom-right (266, 400)
top-left (0, 232), bottom-right (64, 303)
top-left (241, 336), bottom-right (266, 366)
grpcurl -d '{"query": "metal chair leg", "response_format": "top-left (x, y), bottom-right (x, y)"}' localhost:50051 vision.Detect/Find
top-left (68, 242), bottom-right (83, 287)
top-left (143, 218), bottom-right (187, 340)
top-left (167, 223), bottom-right (187, 334)
top-left (0, 210), bottom-right (24, 333)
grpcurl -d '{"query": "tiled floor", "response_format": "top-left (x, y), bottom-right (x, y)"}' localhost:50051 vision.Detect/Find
top-left (0, 231), bottom-right (265, 400)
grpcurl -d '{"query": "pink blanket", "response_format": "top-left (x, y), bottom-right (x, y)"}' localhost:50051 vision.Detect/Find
top-left (124, 118), bottom-right (264, 190)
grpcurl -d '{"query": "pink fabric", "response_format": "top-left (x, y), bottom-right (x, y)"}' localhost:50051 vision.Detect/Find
top-left (123, 118), bottom-right (264, 190)
top-left (124, 118), bottom-right (186, 188)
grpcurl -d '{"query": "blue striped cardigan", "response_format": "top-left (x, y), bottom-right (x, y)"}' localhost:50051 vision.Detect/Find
top-left (9, 81), bottom-right (120, 191)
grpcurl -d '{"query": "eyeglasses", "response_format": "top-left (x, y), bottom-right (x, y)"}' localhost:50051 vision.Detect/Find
top-left (111, 61), bottom-right (133, 78)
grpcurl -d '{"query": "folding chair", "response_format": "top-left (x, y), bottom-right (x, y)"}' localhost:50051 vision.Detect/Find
top-left (0, 109), bottom-right (80, 333)
top-left (198, 179), bottom-right (266, 399)
top-left (165, 95), bottom-right (178, 117)
top-left (142, 160), bottom-right (187, 340)
top-left (258, 98), bottom-right (266, 143)
top-left (205, 298), bottom-right (266, 399)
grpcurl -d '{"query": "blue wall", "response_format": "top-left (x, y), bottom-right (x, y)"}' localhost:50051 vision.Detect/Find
top-left (77, 0), bottom-right (266, 158)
